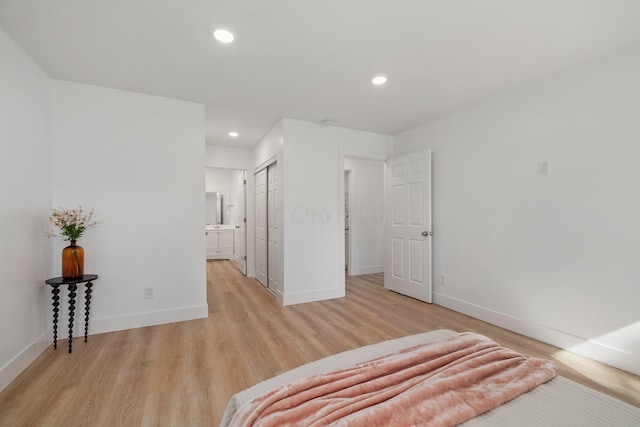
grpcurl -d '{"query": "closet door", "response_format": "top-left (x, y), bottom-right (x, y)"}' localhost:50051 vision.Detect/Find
top-left (254, 168), bottom-right (267, 286)
top-left (267, 163), bottom-right (279, 291)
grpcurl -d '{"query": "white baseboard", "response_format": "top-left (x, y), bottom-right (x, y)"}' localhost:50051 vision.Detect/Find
top-left (274, 289), bottom-right (285, 305)
top-left (0, 332), bottom-right (50, 392)
top-left (88, 304), bottom-right (209, 335)
top-left (283, 287), bottom-right (345, 306)
top-left (434, 292), bottom-right (640, 376)
top-left (350, 265), bottom-right (384, 275)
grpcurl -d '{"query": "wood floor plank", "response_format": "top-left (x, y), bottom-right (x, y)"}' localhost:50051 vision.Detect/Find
top-left (0, 260), bottom-right (638, 426)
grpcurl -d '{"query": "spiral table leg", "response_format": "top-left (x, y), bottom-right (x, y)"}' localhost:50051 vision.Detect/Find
top-left (84, 282), bottom-right (93, 342)
top-left (68, 284), bottom-right (77, 353)
top-left (51, 286), bottom-right (60, 350)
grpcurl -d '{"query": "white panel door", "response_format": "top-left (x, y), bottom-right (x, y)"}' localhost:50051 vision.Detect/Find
top-left (233, 171), bottom-right (247, 275)
top-left (254, 168), bottom-right (267, 286)
top-left (267, 163), bottom-right (279, 291)
top-left (344, 170), bottom-right (351, 272)
top-left (385, 149), bottom-right (432, 302)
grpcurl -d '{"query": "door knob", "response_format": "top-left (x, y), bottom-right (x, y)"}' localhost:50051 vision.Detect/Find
top-left (421, 231), bottom-right (432, 237)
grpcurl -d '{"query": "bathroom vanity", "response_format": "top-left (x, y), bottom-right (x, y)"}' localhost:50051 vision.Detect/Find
top-left (206, 225), bottom-right (234, 260)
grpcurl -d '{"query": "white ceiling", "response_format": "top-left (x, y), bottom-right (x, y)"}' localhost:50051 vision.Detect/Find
top-left (2, 1), bottom-right (640, 149)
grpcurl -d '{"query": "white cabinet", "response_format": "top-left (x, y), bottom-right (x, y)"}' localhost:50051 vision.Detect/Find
top-left (206, 229), bottom-right (234, 260)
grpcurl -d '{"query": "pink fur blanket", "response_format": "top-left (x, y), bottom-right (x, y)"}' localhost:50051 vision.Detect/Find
top-left (229, 332), bottom-right (557, 427)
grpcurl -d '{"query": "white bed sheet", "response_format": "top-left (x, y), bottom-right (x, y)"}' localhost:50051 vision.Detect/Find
top-left (220, 330), bottom-right (639, 427)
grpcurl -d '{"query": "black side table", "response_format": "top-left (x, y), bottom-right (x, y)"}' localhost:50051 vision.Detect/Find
top-left (45, 274), bottom-right (98, 353)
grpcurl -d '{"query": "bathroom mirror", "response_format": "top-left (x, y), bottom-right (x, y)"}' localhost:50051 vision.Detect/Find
top-left (206, 192), bottom-right (221, 225)
top-left (206, 192), bottom-right (231, 225)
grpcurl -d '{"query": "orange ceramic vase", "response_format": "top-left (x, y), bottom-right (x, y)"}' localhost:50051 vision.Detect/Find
top-left (62, 240), bottom-right (84, 279)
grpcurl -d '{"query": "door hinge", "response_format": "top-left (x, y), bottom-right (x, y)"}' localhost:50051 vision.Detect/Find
top-left (244, 217), bottom-right (247, 223)
top-left (244, 255), bottom-right (247, 260)
top-left (243, 179), bottom-right (247, 185)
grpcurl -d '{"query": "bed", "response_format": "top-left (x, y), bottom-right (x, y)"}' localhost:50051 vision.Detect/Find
top-left (221, 330), bottom-right (640, 426)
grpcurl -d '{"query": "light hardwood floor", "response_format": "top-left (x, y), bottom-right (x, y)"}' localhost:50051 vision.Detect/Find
top-left (1, 260), bottom-right (638, 426)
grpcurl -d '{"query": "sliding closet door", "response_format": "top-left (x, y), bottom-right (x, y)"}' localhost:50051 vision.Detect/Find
top-left (267, 163), bottom-right (279, 291)
top-left (254, 168), bottom-right (267, 286)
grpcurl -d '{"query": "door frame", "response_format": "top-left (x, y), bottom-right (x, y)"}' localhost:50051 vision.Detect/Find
top-left (338, 149), bottom-right (387, 294)
top-left (205, 166), bottom-right (249, 273)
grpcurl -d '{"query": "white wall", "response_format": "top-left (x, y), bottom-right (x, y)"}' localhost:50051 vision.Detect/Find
top-left (51, 80), bottom-right (208, 335)
top-left (394, 45), bottom-right (640, 375)
top-left (0, 26), bottom-right (52, 391)
top-left (282, 119), bottom-right (391, 305)
top-left (205, 167), bottom-right (233, 193)
top-left (206, 145), bottom-right (253, 170)
top-left (344, 158), bottom-right (385, 275)
top-left (254, 120), bottom-right (284, 169)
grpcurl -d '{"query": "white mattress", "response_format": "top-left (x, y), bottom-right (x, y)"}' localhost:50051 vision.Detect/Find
top-left (221, 330), bottom-right (640, 426)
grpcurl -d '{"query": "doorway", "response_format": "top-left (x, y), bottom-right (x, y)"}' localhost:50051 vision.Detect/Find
top-left (338, 150), bottom-right (387, 294)
top-left (343, 158), bottom-right (385, 277)
top-left (205, 167), bottom-right (247, 275)
top-left (339, 149), bottom-right (431, 303)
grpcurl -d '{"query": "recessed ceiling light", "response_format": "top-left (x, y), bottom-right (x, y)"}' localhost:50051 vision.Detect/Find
top-left (228, 131), bottom-right (239, 137)
top-left (371, 74), bottom-right (388, 85)
top-left (213, 28), bottom-right (235, 43)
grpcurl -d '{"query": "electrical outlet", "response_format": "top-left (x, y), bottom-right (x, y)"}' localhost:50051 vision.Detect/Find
top-left (144, 287), bottom-right (155, 300)
top-left (439, 274), bottom-right (446, 286)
